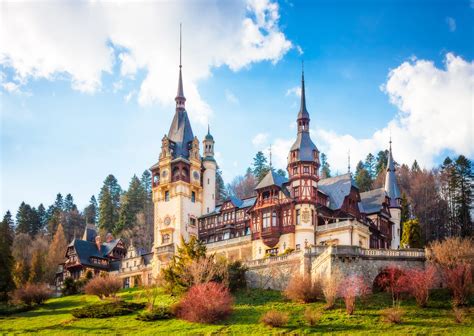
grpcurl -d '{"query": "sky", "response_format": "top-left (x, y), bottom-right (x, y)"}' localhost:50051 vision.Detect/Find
top-left (1, 0), bottom-right (473, 215)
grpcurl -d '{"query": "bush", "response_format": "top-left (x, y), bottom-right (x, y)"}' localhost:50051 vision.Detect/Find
top-left (321, 269), bottom-right (342, 309)
top-left (453, 307), bottom-right (467, 324)
top-left (427, 237), bottom-right (473, 269)
top-left (376, 266), bottom-right (407, 306)
top-left (84, 276), bottom-right (122, 299)
top-left (136, 305), bottom-right (174, 321)
top-left (284, 274), bottom-right (322, 303)
top-left (62, 277), bottom-right (81, 296)
top-left (303, 307), bottom-right (321, 326)
top-left (444, 263), bottom-right (472, 307)
top-left (260, 310), bottom-right (289, 328)
top-left (175, 282), bottom-right (233, 323)
top-left (12, 283), bottom-right (52, 306)
top-left (72, 301), bottom-right (145, 318)
top-left (338, 275), bottom-right (369, 315)
top-left (381, 307), bottom-right (405, 324)
top-left (402, 266), bottom-right (436, 307)
top-left (227, 260), bottom-right (248, 292)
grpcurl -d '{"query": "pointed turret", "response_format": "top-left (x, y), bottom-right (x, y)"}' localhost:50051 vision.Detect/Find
top-left (167, 25), bottom-right (194, 159)
top-left (384, 139), bottom-right (401, 208)
top-left (203, 124), bottom-right (215, 161)
top-left (289, 66), bottom-right (318, 164)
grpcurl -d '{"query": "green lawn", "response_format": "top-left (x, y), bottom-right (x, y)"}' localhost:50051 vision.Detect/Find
top-left (0, 288), bottom-right (472, 335)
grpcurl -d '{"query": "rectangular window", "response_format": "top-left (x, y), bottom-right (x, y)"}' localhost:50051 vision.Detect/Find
top-left (208, 178), bottom-right (210, 184)
top-left (303, 166), bottom-right (309, 174)
top-left (294, 187), bottom-right (300, 197)
top-left (296, 209), bottom-right (301, 225)
top-left (272, 211), bottom-right (278, 226)
top-left (165, 191), bottom-right (170, 202)
top-left (293, 167), bottom-right (298, 175)
top-left (189, 217), bottom-right (196, 227)
top-left (265, 248), bottom-right (278, 256)
top-left (191, 191), bottom-right (196, 203)
top-left (263, 211), bottom-right (271, 228)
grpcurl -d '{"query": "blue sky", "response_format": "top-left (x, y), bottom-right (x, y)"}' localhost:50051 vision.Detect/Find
top-left (1, 0), bottom-right (473, 215)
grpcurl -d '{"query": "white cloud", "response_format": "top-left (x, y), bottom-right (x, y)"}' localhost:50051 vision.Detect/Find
top-left (446, 17), bottom-right (456, 32)
top-left (0, 0), bottom-right (292, 125)
top-left (225, 89), bottom-right (239, 104)
top-left (286, 86), bottom-right (301, 97)
top-left (252, 132), bottom-right (269, 147)
top-left (124, 90), bottom-right (136, 103)
top-left (296, 45), bottom-right (304, 55)
top-left (272, 53), bottom-right (473, 174)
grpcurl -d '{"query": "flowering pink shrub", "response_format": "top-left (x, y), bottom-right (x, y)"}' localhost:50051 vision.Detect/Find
top-left (402, 266), bottom-right (436, 307)
top-left (444, 263), bottom-right (472, 306)
top-left (175, 282), bottom-right (233, 323)
top-left (338, 276), bottom-right (370, 315)
top-left (376, 265), bottom-right (408, 306)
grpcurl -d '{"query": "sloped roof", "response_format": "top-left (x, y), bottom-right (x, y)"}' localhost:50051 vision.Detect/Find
top-left (71, 238), bottom-right (121, 269)
top-left (318, 173), bottom-right (356, 210)
top-left (82, 224), bottom-right (97, 242)
top-left (360, 188), bottom-right (387, 214)
top-left (384, 142), bottom-right (401, 207)
top-left (289, 132), bottom-right (318, 162)
top-left (255, 170), bottom-right (288, 189)
top-left (168, 110), bottom-right (194, 159)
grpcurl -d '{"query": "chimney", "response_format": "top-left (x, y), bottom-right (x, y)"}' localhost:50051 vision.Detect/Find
top-left (106, 232), bottom-right (114, 243)
top-left (95, 235), bottom-right (102, 252)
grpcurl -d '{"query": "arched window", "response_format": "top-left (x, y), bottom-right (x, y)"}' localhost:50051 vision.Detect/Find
top-left (172, 167), bottom-right (180, 181)
top-left (162, 234), bottom-right (170, 244)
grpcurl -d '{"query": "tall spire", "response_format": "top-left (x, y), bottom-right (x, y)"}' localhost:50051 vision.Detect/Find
top-left (385, 138), bottom-right (401, 207)
top-left (269, 144), bottom-right (273, 169)
top-left (347, 149), bottom-right (351, 174)
top-left (298, 60), bottom-right (309, 122)
top-left (175, 23), bottom-right (185, 108)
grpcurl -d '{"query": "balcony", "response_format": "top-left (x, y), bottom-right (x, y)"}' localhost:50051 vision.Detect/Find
top-left (156, 244), bottom-right (175, 254)
top-left (315, 220), bottom-right (368, 233)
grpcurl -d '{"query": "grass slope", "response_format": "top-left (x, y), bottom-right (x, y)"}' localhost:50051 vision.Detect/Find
top-left (0, 288), bottom-right (472, 335)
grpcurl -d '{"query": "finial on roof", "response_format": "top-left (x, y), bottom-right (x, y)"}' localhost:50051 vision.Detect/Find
top-left (269, 144), bottom-right (273, 169)
top-left (179, 23), bottom-right (182, 68)
top-left (347, 149), bottom-right (351, 174)
top-left (175, 24), bottom-right (185, 105)
top-left (384, 138), bottom-right (401, 206)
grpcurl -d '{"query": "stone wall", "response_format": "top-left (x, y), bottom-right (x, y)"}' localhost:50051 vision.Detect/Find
top-left (245, 245), bottom-right (426, 290)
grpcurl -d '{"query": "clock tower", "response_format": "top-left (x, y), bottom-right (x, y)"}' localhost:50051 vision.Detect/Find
top-left (150, 30), bottom-right (205, 274)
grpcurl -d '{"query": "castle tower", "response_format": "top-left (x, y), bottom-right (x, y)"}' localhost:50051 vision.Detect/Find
top-left (150, 28), bottom-right (203, 273)
top-left (287, 68), bottom-right (320, 249)
top-left (385, 139), bottom-right (402, 249)
top-left (202, 125), bottom-right (216, 214)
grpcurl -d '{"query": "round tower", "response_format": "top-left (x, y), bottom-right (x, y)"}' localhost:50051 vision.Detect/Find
top-left (202, 125), bottom-right (216, 214)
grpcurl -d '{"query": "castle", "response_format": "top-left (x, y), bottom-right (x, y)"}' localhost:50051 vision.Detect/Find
top-left (149, 55), bottom-right (402, 277)
top-left (56, 48), bottom-right (405, 289)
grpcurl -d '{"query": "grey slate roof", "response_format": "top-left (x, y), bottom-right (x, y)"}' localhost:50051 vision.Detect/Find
top-left (298, 71), bottom-right (310, 120)
top-left (290, 132), bottom-right (318, 161)
top-left (168, 110), bottom-right (194, 159)
top-left (318, 173), bottom-right (356, 210)
top-left (360, 188), bottom-right (387, 214)
top-left (384, 143), bottom-right (401, 207)
top-left (82, 224), bottom-right (97, 242)
top-left (255, 170), bottom-right (288, 189)
top-left (70, 238), bottom-right (121, 269)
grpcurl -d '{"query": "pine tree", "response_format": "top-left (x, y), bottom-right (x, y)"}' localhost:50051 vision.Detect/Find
top-left (411, 160), bottom-right (421, 173)
top-left (53, 193), bottom-right (64, 212)
top-left (401, 218), bottom-right (422, 248)
top-left (216, 169), bottom-right (227, 202)
top-left (320, 153), bottom-right (331, 178)
top-left (15, 202), bottom-right (40, 236)
top-left (365, 153), bottom-right (376, 179)
top-left (46, 223), bottom-right (68, 283)
top-left (400, 193), bottom-right (410, 224)
top-left (276, 169), bottom-right (287, 179)
top-left (375, 150), bottom-right (389, 176)
top-left (252, 151), bottom-right (270, 182)
top-left (454, 155), bottom-right (473, 237)
top-left (84, 195), bottom-right (98, 225)
top-left (355, 161), bottom-right (372, 192)
top-left (37, 204), bottom-right (47, 233)
top-left (98, 175), bottom-right (121, 231)
top-left (98, 187), bottom-right (115, 232)
top-left (0, 211), bottom-right (15, 301)
top-left (141, 170), bottom-right (152, 199)
top-left (64, 194), bottom-right (76, 212)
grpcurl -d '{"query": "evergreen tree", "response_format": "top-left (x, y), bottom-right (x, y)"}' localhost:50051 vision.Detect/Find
top-left (98, 175), bottom-right (122, 232)
top-left (0, 211), bottom-right (15, 301)
top-left (15, 202), bottom-right (40, 236)
top-left (53, 193), bottom-right (64, 212)
top-left (115, 175), bottom-right (146, 234)
top-left (401, 218), bottom-right (422, 248)
top-left (141, 170), bottom-right (152, 199)
top-left (252, 151), bottom-right (270, 182)
top-left (46, 223), bottom-right (68, 283)
top-left (355, 161), bottom-right (372, 192)
top-left (216, 168), bottom-right (227, 202)
top-left (411, 160), bottom-right (421, 173)
top-left (84, 195), bottom-right (98, 225)
top-left (98, 187), bottom-right (115, 232)
top-left (320, 153), bottom-right (331, 178)
top-left (64, 193), bottom-right (76, 212)
top-left (400, 192), bottom-right (410, 224)
top-left (276, 169), bottom-right (287, 179)
top-left (47, 209), bottom-right (62, 237)
top-left (37, 203), bottom-right (47, 233)
top-left (365, 153), bottom-right (376, 179)
top-left (375, 150), bottom-right (389, 176)
top-left (454, 155), bottom-right (473, 237)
